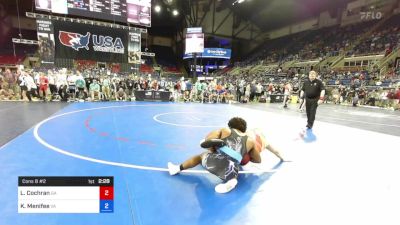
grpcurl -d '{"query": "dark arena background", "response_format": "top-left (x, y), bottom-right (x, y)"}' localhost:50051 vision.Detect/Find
top-left (0, 0), bottom-right (400, 225)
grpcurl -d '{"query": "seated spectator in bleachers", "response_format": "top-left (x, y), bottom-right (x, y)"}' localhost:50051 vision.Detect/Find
top-left (331, 88), bottom-right (340, 104)
top-left (379, 89), bottom-right (389, 107)
top-left (84, 75), bottom-right (94, 92)
top-left (102, 76), bottom-right (111, 100)
top-left (0, 76), bottom-right (14, 100)
top-left (75, 73), bottom-right (87, 100)
top-left (387, 89), bottom-right (397, 109)
top-left (186, 80), bottom-right (193, 97)
top-left (115, 87), bottom-right (127, 101)
top-left (339, 86), bottom-right (347, 104)
top-left (150, 79), bottom-right (159, 91)
top-left (117, 80), bottom-right (127, 97)
top-left (222, 90), bottom-right (234, 103)
top-left (357, 88), bottom-right (365, 105)
top-left (183, 90), bottom-right (190, 102)
top-left (244, 84), bottom-right (251, 101)
top-left (365, 90), bottom-right (376, 106)
top-left (67, 72), bottom-right (77, 101)
top-left (3, 69), bottom-right (16, 94)
top-left (58, 84), bottom-right (69, 102)
top-left (90, 80), bottom-right (101, 101)
top-left (395, 87), bottom-right (400, 110)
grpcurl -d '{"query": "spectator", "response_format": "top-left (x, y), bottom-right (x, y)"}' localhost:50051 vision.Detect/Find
top-left (90, 80), bottom-right (101, 101)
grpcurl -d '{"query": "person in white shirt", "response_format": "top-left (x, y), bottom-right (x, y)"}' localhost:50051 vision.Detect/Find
top-left (18, 72), bottom-right (28, 100)
top-left (67, 72), bottom-right (78, 101)
top-left (180, 79), bottom-right (186, 96)
top-left (56, 70), bottom-right (67, 89)
top-left (56, 70), bottom-right (68, 101)
top-left (102, 76), bottom-right (111, 100)
top-left (34, 72), bottom-right (40, 97)
top-left (380, 90), bottom-right (388, 107)
top-left (255, 83), bottom-right (263, 102)
top-left (47, 70), bottom-right (57, 100)
top-left (283, 82), bottom-right (292, 108)
top-left (244, 84), bottom-right (251, 102)
top-left (24, 72), bottom-right (37, 101)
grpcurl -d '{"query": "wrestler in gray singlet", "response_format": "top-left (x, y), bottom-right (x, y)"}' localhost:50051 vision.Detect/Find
top-left (201, 129), bottom-right (248, 181)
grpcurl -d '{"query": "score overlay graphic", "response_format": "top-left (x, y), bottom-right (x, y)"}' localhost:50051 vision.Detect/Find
top-left (18, 177), bottom-right (114, 213)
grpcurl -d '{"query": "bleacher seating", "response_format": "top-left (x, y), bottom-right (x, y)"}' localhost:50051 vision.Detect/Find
top-left (140, 64), bottom-right (154, 73)
top-left (0, 55), bottom-right (24, 65)
top-left (351, 14), bottom-right (400, 56)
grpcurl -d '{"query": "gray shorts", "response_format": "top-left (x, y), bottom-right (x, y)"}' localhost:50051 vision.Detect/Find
top-left (201, 152), bottom-right (239, 182)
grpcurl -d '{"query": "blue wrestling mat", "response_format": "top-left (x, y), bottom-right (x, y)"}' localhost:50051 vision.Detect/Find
top-left (1, 102), bottom-right (399, 225)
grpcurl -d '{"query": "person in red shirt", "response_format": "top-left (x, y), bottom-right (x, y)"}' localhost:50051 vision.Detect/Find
top-left (395, 87), bottom-right (400, 100)
top-left (395, 87), bottom-right (400, 110)
top-left (39, 72), bottom-right (49, 101)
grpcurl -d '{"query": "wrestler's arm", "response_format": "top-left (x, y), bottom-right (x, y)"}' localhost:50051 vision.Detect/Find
top-left (265, 144), bottom-right (285, 161)
top-left (204, 129), bottom-right (222, 140)
top-left (203, 128), bottom-right (226, 152)
top-left (248, 140), bottom-right (261, 163)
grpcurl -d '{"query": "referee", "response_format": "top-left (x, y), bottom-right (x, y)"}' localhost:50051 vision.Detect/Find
top-left (300, 71), bottom-right (325, 129)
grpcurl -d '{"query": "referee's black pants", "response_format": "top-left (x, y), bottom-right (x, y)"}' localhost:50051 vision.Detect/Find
top-left (305, 98), bottom-right (319, 128)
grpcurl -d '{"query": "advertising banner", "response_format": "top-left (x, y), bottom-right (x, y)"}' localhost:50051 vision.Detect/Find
top-left (36, 19), bottom-right (55, 64)
top-left (53, 20), bottom-right (128, 63)
top-left (128, 30), bottom-right (141, 64)
top-left (183, 48), bottom-right (231, 59)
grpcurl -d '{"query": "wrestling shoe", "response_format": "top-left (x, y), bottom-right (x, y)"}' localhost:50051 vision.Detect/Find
top-left (215, 178), bottom-right (238, 194)
top-left (167, 162), bottom-right (181, 175)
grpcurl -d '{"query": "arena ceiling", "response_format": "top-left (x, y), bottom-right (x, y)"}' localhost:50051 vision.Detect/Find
top-left (214, 0), bottom-right (353, 31)
top-left (4, 0), bottom-right (354, 33)
top-left (154, 0), bottom-right (355, 35)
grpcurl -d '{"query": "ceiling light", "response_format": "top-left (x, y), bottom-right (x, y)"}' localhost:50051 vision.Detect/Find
top-left (232, 0), bottom-right (245, 5)
top-left (155, 5), bottom-right (161, 13)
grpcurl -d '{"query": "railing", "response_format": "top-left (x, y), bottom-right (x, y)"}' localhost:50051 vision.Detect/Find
top-left (330, 54), bottom-right (346, 68)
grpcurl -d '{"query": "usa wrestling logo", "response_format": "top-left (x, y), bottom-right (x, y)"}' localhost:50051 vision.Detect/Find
top-left (59, 31), bottom-right (90, 51)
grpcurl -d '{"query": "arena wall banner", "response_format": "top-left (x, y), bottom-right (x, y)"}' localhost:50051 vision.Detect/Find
top-left (128, 30), bottom-right (141, 64)
top-left (183, 48), bottom-right (231, 59)
top-left (36, 19), bottom-right (55, 64)
top-left (52, 20), bottom-right (128, 63)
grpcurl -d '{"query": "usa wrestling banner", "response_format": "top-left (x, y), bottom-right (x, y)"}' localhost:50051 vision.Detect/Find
top-left (53, 20), bottom-right (128, 63)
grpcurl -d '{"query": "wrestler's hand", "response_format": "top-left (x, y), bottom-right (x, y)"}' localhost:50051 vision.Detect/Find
top-left (200, 139), bottom-right (225, 149)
